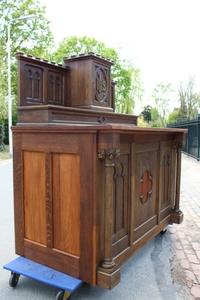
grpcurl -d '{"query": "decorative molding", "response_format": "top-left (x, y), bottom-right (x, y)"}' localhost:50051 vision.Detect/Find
top-left (162, 152), bottom-right (171, 205)
top-left (95, 65), bottom-right (108, 103)
top-left (25, 64), bottom-right (43, 103)
top-left (113, 161), bottom-right (125, 180)
top-left (163, 153), bottom-right (170, 167)
top-left (45, 153), bottom-right (52, 248)
top-left (139, 170), bottom-right (153, 204)
top-left (172, 141), bottom-right (183, 151)
top-left (97, 149), bottom-right (120, 161)
top-left (47, 71), bottom-right (63, 104)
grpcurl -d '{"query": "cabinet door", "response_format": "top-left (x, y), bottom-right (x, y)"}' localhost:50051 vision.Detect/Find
top-left (13, 132), bottom-right (96, 284)
top-left (132, 142), bottom-right (159, 242)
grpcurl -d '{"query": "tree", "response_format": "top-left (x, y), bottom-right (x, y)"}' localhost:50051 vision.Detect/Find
top-left (141, 105), bottom-right (152, 123)
top-left (0, 0), bottom-right (53, 59)
top-left (140, 105), bottom-right (162, 127)
top-left (150, 107), bottom-right (162, 127)
top-left (0, 0), bottom-right (54, 127)
top-left (152, 82), bottom-right (173, 127)
top-left (167, 108), bottom-right (182, 124)
top-left (52, 36), bottom-right (143, 114)
top-left (178, 78), bottom-right (200, 119)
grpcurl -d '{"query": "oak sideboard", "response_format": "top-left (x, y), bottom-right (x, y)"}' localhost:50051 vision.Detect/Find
top-left (12, 53), bottom-right (186, 288)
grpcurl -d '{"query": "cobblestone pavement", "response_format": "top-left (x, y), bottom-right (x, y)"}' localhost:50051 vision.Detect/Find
top-left (169, 154), bottom-right (200, 299)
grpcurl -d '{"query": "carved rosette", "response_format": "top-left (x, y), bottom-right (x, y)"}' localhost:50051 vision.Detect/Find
top-left (139, 170), bottom-right (153, 204)
top-left (95, 66), bottom-right (108, 103)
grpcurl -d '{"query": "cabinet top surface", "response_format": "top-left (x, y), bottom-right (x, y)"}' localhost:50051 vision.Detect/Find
top-left (12, 123), bottom-right (187, 135)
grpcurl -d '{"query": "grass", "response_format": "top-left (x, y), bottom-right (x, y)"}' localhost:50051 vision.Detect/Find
top-left (0, 145), bottom-right (10, 160)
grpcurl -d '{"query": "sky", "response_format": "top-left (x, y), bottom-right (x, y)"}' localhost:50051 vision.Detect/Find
top-left (40, 0), bottom-right (200, 113)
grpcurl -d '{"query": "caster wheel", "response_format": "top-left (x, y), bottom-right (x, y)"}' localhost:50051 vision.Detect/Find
top-left (160, 227), bottom-right (167, 234)
top-left (56, 290), bottom-right (71, 300)
top-left (9, 272), bottom-right (20, 288)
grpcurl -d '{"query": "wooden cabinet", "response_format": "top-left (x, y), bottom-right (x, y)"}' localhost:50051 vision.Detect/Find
top-left (12, 53), bottom-right (186, 289)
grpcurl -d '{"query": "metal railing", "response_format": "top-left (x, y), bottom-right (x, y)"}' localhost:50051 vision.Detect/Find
top-left (168, 115), bottom-right (200, 161)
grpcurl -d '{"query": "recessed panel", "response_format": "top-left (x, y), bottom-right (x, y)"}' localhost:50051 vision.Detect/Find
top-left (53, 154), bottom-right (80, 256)
top-left (23, 151), bottom-right (47, 245)
top-left (133, 143), bottom-right (159, 240)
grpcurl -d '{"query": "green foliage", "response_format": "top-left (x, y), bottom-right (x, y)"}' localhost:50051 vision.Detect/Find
top-left (0, 0), bottom-right (53, 58)
top-left (137, 115), bottom-right (150, 127)
top-left (0, 86), bottom-right (7, 122)
top-left (141, 105), bottom-right (152, 122)
top-left (0, 0), bottom-right (54, 127)
top-left (151, 107), bottom-right (159, 121)
top-left (52, 36), bottom-right (143, 114)
top-left (152, 82), bottom-right (173, 127)
top-left (178, 78), bottom-right (200, 119)
top-left (167, 108), bottom-right (182, 124)
top-left (140, 105), bottom-right (162, 128)
top-left (150, 107), bottom-right (163, 127)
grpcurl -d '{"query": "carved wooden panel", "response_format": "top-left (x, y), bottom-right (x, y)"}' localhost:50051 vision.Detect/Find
top-left (112, 144), bottom-right (130, 256)
top-left (23, 151), bottom-right (47, 245)
top-left (47, 70), bottom-right (64, 105)
top-left (95, 65), bottom-right (109, 103)
top-left (132, 143), bottom-right (159, 241)
top-left (52, 153), bottom-right (80, 256)
top-left (24, 64), bottom-right (43, 104)
top-left (160, 141), bottom-right (173, 219)
top-left (17, 54), bottom-right (68, 106)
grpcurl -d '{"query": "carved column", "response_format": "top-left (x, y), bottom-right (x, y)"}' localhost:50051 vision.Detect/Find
top-left (171, 142), bottom-right (183, 224)
top-left (98, 148), bottom-right (120, 269)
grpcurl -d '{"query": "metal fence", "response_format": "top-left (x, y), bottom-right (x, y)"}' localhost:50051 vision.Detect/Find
top-left (168, 115), bottom-right (200, 161)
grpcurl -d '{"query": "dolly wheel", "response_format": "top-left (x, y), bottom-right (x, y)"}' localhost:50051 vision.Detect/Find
top-left (56, 290), bottom-right (71, 300)
top-left (9, 272), bottom-right (20, 288)
top-left (160, 227), bottom-right (168, 234)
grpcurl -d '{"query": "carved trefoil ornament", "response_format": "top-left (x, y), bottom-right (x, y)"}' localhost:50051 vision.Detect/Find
top-left (47, 71), bottom-right (63, 104)
top-left (139, 170), bottom-right (153, 204)
top-left (25, 65), bottom-right (43, 103)
top-left (95, 66), bottom-right (108, 103)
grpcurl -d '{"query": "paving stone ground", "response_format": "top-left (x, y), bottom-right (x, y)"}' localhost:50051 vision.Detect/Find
top-left (169, 154), bottom-right (200, 299)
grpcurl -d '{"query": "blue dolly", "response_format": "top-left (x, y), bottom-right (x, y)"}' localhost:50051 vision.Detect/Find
top-left (3, 256), bottom-right (82, 299)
